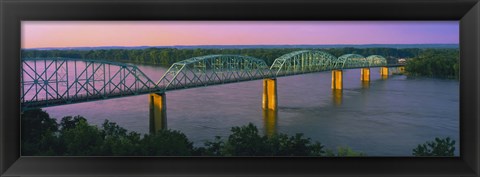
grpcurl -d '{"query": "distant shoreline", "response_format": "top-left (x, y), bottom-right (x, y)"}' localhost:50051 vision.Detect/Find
top-left (23, 44), bottom-right (459, 51)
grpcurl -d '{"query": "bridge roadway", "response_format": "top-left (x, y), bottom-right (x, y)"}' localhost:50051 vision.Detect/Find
top-left (21, 50), bottom-right (405, 110)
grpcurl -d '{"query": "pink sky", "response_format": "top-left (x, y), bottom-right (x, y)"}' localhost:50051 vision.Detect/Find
top-left (21, 21), bottom-right (459, 49)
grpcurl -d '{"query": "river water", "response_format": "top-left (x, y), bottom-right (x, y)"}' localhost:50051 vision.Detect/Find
top-left (42, 63), bottom-right (459, 156)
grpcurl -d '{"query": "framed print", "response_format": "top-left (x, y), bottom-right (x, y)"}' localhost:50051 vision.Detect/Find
top-left (1, 0), bottom-right (479, 176)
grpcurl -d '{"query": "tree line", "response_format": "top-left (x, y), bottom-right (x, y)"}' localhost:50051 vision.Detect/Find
top-left (21, 47), bottom-right (426, 67)
top-left (22, 109), bottom-right (455, 156)
top-left (404, 49), bottom-right (459, 79)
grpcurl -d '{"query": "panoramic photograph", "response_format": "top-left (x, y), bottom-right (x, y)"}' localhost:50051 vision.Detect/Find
top-left (20, 21), bottom-right (459, 156)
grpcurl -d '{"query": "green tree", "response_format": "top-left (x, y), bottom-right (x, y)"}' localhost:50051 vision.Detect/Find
top-left (59, 115), bottom-right (87, 131)
top-left (202, 136), bottom-right (225, 156)
top-left (60, 119), bottom-right (104, 156)
top-left (21, 109), bottom-right (59, 155)
top-left (100, 120), bottom-right (143, 155)
top-left (140, 129), bottom-right (195, 156)
top-left (405, 49), bottom-right (459, 79)
top-left (203, 123), bottom-right (325, 156)
top-left (266, 133), bottom-right (324, 156)
top-left (412, 137), bottom-right (456, 156)
top-left (222, 123), bottom-right (269, 156)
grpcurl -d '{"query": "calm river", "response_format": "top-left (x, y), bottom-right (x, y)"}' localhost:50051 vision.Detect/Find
top-left (43, 64), bottom-right (459, 156)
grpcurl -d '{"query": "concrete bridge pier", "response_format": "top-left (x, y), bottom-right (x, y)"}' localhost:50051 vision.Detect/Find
top-left (331, 70), bottom-right (343, 90)
top-left (262, 78), bottom-right (278, 137)
top-left (262, 78), bottom-right (277, 110)
top-left (361, 68), bottom-right (370, 82)
top-left (381, 67), bottom-right (389, 79)
top-left (149, 92), bottom-right (167, 133)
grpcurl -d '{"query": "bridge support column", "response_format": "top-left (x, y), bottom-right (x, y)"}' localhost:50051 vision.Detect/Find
top-left (149, 92), bottom-right (167, 133)
top-left (262, 78), bottom-right (277, 110)
top-left (361, 68), bottom-right (370, 82)
top-left (380, 67), bottom-right (389, 78)
top-left (331, 70), bottom-right (343, 90)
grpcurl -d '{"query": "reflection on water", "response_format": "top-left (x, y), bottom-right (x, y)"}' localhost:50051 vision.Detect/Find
top-left (262, 109), bottom-right (278, 137)
top-left (361, 81), bottom-right (370, 89)
top-left (332, 89), bottom-right (343, 106)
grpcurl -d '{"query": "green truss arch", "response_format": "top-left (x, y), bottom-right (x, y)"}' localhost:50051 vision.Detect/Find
top-left (337, 54), bottom-right (368, 68)
top-left (366, 55), bottom-right (388, 67)
top-left (270, 50), bottom-right (338, 77)
top-left (156, 54), bottom-right (270, 91)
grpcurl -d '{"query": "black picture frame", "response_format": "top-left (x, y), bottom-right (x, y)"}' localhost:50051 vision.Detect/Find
top-left (1, 0), bottom-right (479, 176)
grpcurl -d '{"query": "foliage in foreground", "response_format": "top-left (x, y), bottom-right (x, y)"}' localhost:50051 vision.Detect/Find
top-left (22, 109), bottom-right (454, 157)
top-left (200, 123), bottom-right (325, 156)
top-left (412, 137), bottom-right (456, 156)
top-left (22, 109), bottom-right (193, 156)
top-left (21, 109), bottom-right (326, 156)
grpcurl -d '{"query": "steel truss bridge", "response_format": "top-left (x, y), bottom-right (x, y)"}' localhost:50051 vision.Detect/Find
top-left (21, 50), bottom-right (403, 110)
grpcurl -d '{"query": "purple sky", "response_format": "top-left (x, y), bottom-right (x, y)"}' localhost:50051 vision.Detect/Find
top-left (22, 21), bottom-right (459, 48)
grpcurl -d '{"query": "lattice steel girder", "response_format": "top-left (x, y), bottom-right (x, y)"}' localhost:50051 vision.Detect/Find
top-left (20, 52), bottom-right (393, 109)
top-left (337, 54), bottom-right (367, 68)
top-left (270, 50), bottom-right (338, 77)
top-left (156, 55), bottom-right (270, 90)
top-left (366, 55), bottom-right (388, 67)
top-left (21, 58), bottom-right (160, 108)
